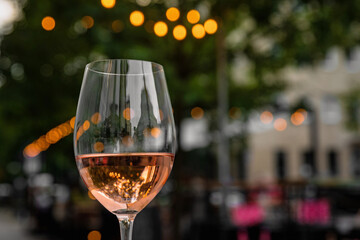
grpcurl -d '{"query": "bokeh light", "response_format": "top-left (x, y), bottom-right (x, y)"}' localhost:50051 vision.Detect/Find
top-left (41, 16), bottom-right (55, 31)
top-left (187, 9), bottom-right (200, 24)
top-left (123, 107), bottom-right (135, 120)
top-left (70, 117), bottom-right (76, 129)
top-left (91, 112), bottom-right (102, 124)
top-left (154, 21), bottom-right (168, 37)
top-left (101, 0), bottom-right (115, 8)
top-left (93, 142), bottom-right (104, 152)
top-left (229, 107), bottom-right (241, 119)
top-left (192, 24), bottom-right (205, 39)
top-left (129, 10), bottom-right (144, 27)
top-left (83, 120), bottom-right (90, 131)
top-left (173, 25), bottom-right (187, 40)
top-left (260, 111), bottom-right (273, 124)
top-left (274, 118), bottom-right (287, 131)
top-left (191, 107), bottom-right (204, 120)
top-left (296, 108), bottom-right (308, 119)
top-left (151, 127), bottom-right (161, 138)
top-left (166, 7), bottom-right (180, 22)
top-left (111, 20), bottom-right (124, 33)
top-left (204, 19), bottom-right (218, 34)
top-left (291, 111), bottom-right (306, 126)
top-left (88, 230), bottom-right (101, 240)
top-left (81, 16), bottom-right (94, 29)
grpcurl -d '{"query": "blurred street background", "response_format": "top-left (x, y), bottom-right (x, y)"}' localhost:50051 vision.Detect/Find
top-left (1, 0), bottom-right (360, 239)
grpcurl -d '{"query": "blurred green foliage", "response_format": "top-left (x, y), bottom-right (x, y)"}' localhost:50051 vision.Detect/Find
top-left (0, 0), bottom-right (360, 181)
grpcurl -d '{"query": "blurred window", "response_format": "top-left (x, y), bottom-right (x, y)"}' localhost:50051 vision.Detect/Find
top-left (320, 95), bottom-right (342, 125)
top-left (276, 151), bottom-right (286, 180)
top-left (328, 149), bottom-right (338, 177)
top-left (352, 145), bottom-right (360, 177)
top-left (301, 150), bottom-right (316, 178)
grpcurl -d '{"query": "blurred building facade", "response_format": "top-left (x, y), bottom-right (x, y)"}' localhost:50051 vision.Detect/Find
top-left (247, 48), bottom-right (360, 184)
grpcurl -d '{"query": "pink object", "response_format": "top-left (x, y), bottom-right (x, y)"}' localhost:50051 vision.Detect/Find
top-left (232, 203), bottom-right (264, 227)
top-left (260, 230), bottom-right (271, 240)
top-left (297, 199), bottom-right (330, 225)
top-left (237, 230), bottom-right (248, 240)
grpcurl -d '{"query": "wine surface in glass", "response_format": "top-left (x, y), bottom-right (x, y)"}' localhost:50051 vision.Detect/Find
top-left (76, 153), bottom-right (174, 214)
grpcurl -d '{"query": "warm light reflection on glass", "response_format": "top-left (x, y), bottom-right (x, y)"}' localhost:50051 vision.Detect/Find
top-left (88, 191), bottom-right (96, 200)
top-left (260, 111), bottom-right (273, 124)
top-left (91, 112), bottom-right (102, 124)
top-left (122, 135), bottom-right (134, 146)
top-left (159, 110), bottom-right (164, 121)
top-left (192, 24), bottom-right (205, 39)
top-left (229, 107), bottom-right (241, 119)
top-left (204, 19), bottom-right (218, 34)
top-left (129, 10), bottom-right (144, 27)
top-left (41, 16), bottom-right (55, 31)
top-left (291, 112), bottom-right (305, 126)
top-left (83, 120), bottom-right (91, 131)
top-left (101, 0), bottom-right (116, 8)
top-left (274, 118), bottom-right (287, 131)
top-left (154, 21), bottom-right (168, 37)
top-left (191, 107), bottom-right (204, 120)
top-left (151, 127), bottom-right (161, 138)
top-left (123, 107), bottom-right (135, 120)
top-left (81, 16), bottom-right (94, 29)
top-left (111, 20), bottom-right (124, 33)
top-left (173, 25), bottom-right (187, 40)
top-left (94, 142), bottom-right (105, 152)
top-left (166, 7), bottom-right (180, 22)
top-left (88, 230), bottom-right (101, 240)
top-left (187, 9), bottom-right (200, 24)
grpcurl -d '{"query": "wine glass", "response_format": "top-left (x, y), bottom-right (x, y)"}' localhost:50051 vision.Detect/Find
top-left (73, 59), bottom-right (176, 240)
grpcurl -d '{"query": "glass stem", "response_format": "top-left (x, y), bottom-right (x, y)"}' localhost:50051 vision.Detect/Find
top-left (117, 214), bottom-right (136, 240)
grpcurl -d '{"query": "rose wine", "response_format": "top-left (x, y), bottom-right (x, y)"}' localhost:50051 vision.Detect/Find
top-left (76, 153), bottom-right (174, 214)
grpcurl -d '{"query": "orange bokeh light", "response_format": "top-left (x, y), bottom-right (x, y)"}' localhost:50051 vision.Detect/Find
top-left (88, 230), bottom-right (101, 240)
top-left (191, 107), bottom-right (204, 120)
top-left (154, 21), bottom-right (168, 37)
top-left (260, 111), bottom-right (273, 124)
top-left (173, 25), bottom-right (187, 40)
top-left (123, 108), bottom-right (135, 120)
top-left (101, 0), bottom-right (116, 8)
top-left (274, 118), bottom-right (287, 131)
top-left (70, 117), bottom-right (76, 129)
top-left (204, 19), bottom-right (218, 34)
top-left (192, 24), bottom-right (206, 39)
top-left (129, 10), bottom-right (144, 27)
top-left (112, 20), bottom-right (124, 33)
top-left (93, 142), bottom-right (105, 152)
top-left (46, 129), bottom-right (61, 144)
top-left (41, 16), bottom-right (55, 31)
top-left (291, 112), bottom-right (305, 126)
top-left (81, 16), bottom-right (94, 29)
top-left (83, 120), bottom-right (91, 131)
top-left (151, 127), bottom-right (161, 138)
top-left (187, 9), bottom-right (200, 24)
top-left (91, 113), bottom-right (102, 124)
top-left (166, 7), bottom-right (180, 22)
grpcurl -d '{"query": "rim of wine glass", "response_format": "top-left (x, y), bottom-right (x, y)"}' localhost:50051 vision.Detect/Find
top-left (85, 59), bottom-right (164, 76)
